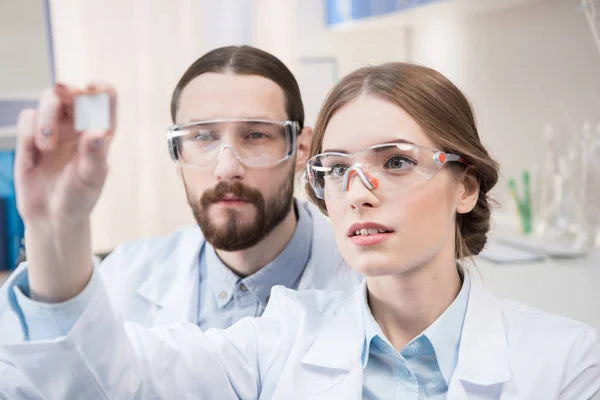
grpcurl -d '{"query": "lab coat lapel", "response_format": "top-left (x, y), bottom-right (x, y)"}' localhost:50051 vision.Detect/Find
top-left (290, 274), bottom-right (512, 399)
top-left (292, 285), bottom-right (365, 399)
top-left (447, 274), bottom-right (511, 399)
top-left (135, 228), bottom-right (203, 325)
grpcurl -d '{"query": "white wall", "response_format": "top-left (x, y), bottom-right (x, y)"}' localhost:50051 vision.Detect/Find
top-left (294, 0), bottom-right (408, 77)
top-left (0, 0), bottom-right (52, 96)
top-left (251, 0), bottom-right (298, 71)
top-left (49, 0), bottom-right (218, 253)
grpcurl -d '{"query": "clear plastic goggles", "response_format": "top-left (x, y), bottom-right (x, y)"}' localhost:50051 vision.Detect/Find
top-left (167, 118), bottom-right (300, 168)
top-left (306, 142), bottom-right (467, 199)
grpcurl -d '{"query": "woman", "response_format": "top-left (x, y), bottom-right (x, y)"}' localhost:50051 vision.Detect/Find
top-left (2, 63), bottom-right (599, 399)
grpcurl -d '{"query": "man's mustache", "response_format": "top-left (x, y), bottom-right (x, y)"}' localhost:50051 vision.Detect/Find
top-left (200, 181), bottom-right (263, 208)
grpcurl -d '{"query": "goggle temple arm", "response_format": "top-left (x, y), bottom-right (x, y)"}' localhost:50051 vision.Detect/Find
top-left (433, 152), bottom-right (468, 166)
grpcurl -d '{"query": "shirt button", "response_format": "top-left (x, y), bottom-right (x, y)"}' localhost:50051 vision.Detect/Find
top-left (240, 284), bottom-right (248, 292)
top-left (219, 291), bottom-right (227, 299)
top-left (408, 347), bottom-right (418, 355)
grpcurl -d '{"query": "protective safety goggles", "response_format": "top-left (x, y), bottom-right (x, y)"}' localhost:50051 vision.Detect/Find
top-left (306, 141), bottom-right (468, 199)
top-left (167, 118), bottom-right (300, 168)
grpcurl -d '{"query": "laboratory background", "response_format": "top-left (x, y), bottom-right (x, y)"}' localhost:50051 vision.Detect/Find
top-left (1, 0), bottom-right (599, 331)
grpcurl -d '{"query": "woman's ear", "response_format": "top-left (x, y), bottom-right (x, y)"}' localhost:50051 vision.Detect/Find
top-left (295, 126), bottom-right (313, 173)
top-left (456, 168), bottom-right (480, 214)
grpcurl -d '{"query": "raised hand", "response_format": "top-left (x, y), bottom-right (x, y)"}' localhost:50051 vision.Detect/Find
top-left (14, 83), bottom-right (117, 302)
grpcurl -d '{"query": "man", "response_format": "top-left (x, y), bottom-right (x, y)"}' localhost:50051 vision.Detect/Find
top-left (0, 45), bottom-right (358, 342)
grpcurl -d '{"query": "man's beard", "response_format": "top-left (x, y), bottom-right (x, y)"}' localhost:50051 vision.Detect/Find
top-left (186, 171), bottom-right (295, 251)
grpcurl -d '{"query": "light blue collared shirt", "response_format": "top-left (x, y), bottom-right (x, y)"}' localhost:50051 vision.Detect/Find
top-left (196, 201), bottom-right (313, 330)
top-left (10, 200), bottom-right (313, 339)
top-left (361, 271), bottom-right (471, 400)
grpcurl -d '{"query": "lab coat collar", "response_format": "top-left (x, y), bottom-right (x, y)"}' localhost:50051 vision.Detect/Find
top-left (300, 271), bottom-right (511, 392)
top-left (135, 226), bottom-right (204, 324)
top-left (450, 271), bottom-right (511, 387)
top-left (300, 281), bottom-right (366, 371)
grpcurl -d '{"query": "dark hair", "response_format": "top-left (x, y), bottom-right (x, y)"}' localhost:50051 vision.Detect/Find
top-left (306, 62), bottom-right (499, 258)
top-left (170, 45), bottom-right (304, 129)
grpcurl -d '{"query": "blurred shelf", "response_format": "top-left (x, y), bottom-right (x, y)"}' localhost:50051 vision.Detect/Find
top-left (478, 249), bottom-right (600, 333)
top-left (0, 126), bottom-right (17, 151)
top-left (328, 0), bottom-right (545, 31)
top-left (0, 91), bottom-right (41, 101)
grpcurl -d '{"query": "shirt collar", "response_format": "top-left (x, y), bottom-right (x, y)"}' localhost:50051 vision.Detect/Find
top-left (205, 199), bottom-right (313, 308)
top-left (361, 281), bottom-right (379, 362)
top-left (361, 269), bottom-right (471, 383)
top-left (423, 269), bottom-right (471, 383)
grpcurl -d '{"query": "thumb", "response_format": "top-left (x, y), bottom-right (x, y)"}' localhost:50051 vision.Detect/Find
top-left (76, 130), bottom-right (111, 187)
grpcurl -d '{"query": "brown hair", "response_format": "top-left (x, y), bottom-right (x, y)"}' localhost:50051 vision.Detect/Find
top-left (306, 63), bottom-right (499, 258)
top-left (170, 45), bottom-right (304, 129)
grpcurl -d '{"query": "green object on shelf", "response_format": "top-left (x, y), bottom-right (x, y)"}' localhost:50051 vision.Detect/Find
top-left (508, 170), bottom-right (533, 235)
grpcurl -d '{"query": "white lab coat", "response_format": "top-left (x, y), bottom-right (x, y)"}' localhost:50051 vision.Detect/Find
top-left (0, 361), bottom-right (45, 400)
top-left (1, 270), bottom-right (599, 399)
top-left (0, 201), bottom-right (360, 344)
